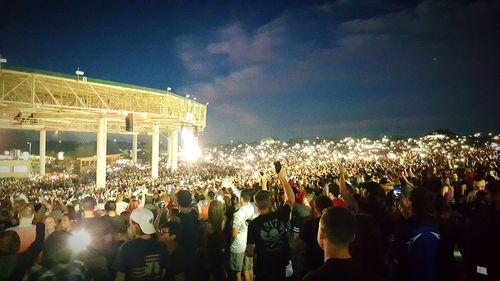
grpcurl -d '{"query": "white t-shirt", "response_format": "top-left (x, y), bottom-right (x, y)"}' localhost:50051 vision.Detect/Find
top-left (230, 203), bottom-right (257, 253)
top-left (116, 201), bottom-right (129, 215)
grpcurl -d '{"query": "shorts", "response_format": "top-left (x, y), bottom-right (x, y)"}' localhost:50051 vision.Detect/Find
top-left (229, 252), bottom-right (250, 272)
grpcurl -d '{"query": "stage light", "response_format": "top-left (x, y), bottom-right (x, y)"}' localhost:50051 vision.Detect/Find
top-left (75, 68), bottom-right (85, 76)
top-left (69, 229), bottom-right (91, 252)
top-left (0, 55), bottom-right (7, 66)
top-left (181, 127), bottom-right (201, 162)
top-left (182, 146), bottom-right (201, 162)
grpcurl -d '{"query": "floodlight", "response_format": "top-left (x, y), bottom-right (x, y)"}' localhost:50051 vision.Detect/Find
top-left (167, 87), bottom-right (172, 91)
top-left (186, 94), bottom-right (190, 98)
top-left (0, 55), bottom-right (6, 70)
top-left (69, 230), bottom-right (91, 252)
top-left (180, 127), bottom-right (201, 162)
top-left (75, 68), bottom-right (84, 76)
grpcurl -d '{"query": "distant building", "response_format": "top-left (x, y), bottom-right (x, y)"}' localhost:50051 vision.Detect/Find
top-left (261, 137), bottom-right (276, 144)
top-left (424, 129), bottom-right (455, 140)
top-left (75, 154), bottom-right (122, 175)
top-left (0, 160), bottom-right (31, 178)
top-left (424, 134), bottom-right (448, 140)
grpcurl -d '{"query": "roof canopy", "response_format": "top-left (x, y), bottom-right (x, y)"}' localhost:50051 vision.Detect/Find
top-left (0, 66), bottom-right (207, 134)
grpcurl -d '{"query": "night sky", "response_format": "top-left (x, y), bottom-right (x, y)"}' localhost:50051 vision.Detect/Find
top-left (1, 0), bottom-right (499, 144)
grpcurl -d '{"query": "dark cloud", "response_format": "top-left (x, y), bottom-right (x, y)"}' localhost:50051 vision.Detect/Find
top-left (177, 0), bottom-right (500, 143)
top-left (1, 1), bottom-right (498, 144)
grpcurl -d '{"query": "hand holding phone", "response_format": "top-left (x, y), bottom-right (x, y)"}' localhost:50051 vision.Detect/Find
top-left (274, 161), bottom-right (282, 174)
top-left (393, 186), bottom-right (402, 199)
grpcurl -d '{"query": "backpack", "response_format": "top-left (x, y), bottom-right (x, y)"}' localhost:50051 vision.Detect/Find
top-left (404, 225), bottom-right (440, 281)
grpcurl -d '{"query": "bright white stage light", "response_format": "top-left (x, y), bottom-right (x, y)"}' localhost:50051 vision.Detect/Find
top-left (181, 127), bottom-right (201, 162)
top-left (75, 68), bottom-right (84, 76)
top-left (69, 230), bottom-right (91, 252)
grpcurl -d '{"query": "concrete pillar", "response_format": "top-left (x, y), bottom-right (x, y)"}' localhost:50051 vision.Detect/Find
top-left (132, 134), bottom-right (138, 164)
top-left (151, 124), bottom-right (160, 179)
top-left (167, 132), bottom-right (173, 168)
top-left (96, 116), bottom-right (107, 188)
top-left (170, 130), bottom-right (179, 172)
top-left (39, 129), bottom-right (46, 176)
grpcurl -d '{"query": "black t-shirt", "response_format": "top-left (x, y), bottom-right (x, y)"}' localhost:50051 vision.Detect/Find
top-left (75, 216), bottom-right (114, 281)
top-left (109, 215), bottom-right (126, 234)
top-left (176, 209), bottom-right (199, 257)
top-left (349, 213), bottom-right (387, 280)
top-left (114, 237), bottom-right (169, 281)
top-left (99, 214), bottom-right (126, 234)
top-left (302, 258), bottom-right (365, 281)
top-left (299, 217), bottom-right (323, 275)
top-left (206, 229), bottom-right (227, 270)
top-left (463, 208), bottom-right (500, 281)
top-left (0, 220), bottom-right (13, 231)
top-left (247, 204), bottom-right (291, 276)
top-left (166, 245), bottom-right (188, 281)
top-left (74, 216), bottom-right (112, 250)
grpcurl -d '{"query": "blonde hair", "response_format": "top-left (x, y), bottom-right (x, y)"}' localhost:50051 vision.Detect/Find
top-left (19, 206), bottom-right (34, 219)
top-left (208, 200), bottom-right (226, 233)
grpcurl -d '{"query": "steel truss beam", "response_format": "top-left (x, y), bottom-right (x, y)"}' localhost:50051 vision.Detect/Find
top-left (0, 67), bottom-right (207, 134)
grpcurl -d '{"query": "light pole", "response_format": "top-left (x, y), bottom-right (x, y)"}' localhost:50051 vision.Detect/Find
top-left (27, 141), bottom-right (32, 155)
top-left (0, 55), bottom-right (6, 70)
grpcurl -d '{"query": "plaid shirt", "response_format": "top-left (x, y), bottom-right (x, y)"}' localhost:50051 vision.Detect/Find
top-left (23, 261), bottom-right (89, 281)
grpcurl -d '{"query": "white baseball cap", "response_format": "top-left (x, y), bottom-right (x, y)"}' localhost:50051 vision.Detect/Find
top-left (130, 208), bottom-right (156, 235)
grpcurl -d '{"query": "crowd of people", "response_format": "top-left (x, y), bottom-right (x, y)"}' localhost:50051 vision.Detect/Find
top-left (0, 134), bottom-right (499, 281)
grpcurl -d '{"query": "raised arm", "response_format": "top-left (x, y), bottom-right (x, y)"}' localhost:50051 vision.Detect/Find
top-left (33, 204), bottom-right (46, 224)
top-left (138, 190), bottom-right (146, 208)
top-left (154, 207), bottom-right (164, 229)
top-left (400, 169), bottom-right (414, 188)
top-left (338, 164), bottom-right (358, 212)
top-left (279, 167), bottom-right (295, 209)
top-left (261, 174), bottom-right (268, 191)
top-left (56, 197), bottom-right (69, 213)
